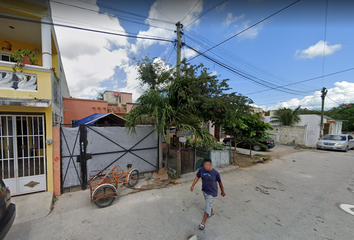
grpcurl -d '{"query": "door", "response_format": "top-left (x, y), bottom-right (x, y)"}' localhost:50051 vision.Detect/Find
top-left (0, 115), bottom-right (46, 195)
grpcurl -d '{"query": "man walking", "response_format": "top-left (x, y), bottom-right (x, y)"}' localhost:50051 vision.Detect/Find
top-left (190, 159), bottom-right (225, 230)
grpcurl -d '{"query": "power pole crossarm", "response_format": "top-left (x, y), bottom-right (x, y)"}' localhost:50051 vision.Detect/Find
top-left (320, 87), bottom-right (328, 138)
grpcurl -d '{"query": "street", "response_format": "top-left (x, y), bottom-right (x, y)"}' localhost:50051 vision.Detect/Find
top-left (7, 148), bottom-right (354, 240)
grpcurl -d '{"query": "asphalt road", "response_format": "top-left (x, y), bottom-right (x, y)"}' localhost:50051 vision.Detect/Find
top-left (7, 148), bottom-right (354, 240)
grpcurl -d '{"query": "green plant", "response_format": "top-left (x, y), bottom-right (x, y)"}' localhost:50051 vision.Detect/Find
top-left (167, 169), bottom-right (178, 180)
top-left (51, 68), bottom-right (60, 82)
top-left (10, 49), bottom-right (37, 72)
top-left (270, 106), bottom-right (301, 126)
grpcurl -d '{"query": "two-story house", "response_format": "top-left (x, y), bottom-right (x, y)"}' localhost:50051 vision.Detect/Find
top-left (0, 0), bottom-right (70, 195)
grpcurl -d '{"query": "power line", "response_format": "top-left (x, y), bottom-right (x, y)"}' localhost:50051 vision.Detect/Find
top-left (144, 0), bottom-right (173, 22)
top-left (185, 44), bottom-right (309, 96)
top-left (188, 0), bottom-right (301, 61)
top-left (0, 14), bottom-right (174, 43)
top-left (246, 67), bottom-right (354, 95)
top-left (181, 0), bottom-right (201, 23)
top-left (185, 0), bottom-right (228, 27)
top-left (49, 0), bottom-right (175, 32)
top-left (73, 0), bottom-right (175, 24)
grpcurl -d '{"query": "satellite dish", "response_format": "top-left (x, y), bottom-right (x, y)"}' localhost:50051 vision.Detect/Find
top-left (114, 92), bottom-right (120, 97)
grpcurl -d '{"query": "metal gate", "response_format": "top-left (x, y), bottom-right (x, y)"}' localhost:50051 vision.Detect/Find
top-left (0, 114), bottom-right (46, 195)
top-left (61, 125), bottom-right (158, 190)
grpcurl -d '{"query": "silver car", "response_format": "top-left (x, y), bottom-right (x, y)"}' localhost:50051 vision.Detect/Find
top-left (316, 134), bottom-right (354, 152)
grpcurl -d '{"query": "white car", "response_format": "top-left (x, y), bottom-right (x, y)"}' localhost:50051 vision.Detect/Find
top-left (316, 134), bottom-right (354, 152)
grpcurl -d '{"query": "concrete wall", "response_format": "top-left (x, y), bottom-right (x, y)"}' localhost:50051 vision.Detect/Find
top-left (210, 150), bottom-right (229, 167)
top-left (104, 91), bottom-right (132, 106)
top-left (268, 126), bottom-right (307, 145)
top-left (63, 98), bottom-right (108, 125)
top-left (126, 103), bottom-right (138, 113)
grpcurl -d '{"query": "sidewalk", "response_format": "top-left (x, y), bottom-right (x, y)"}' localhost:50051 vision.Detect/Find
top-left (12, 191), bottom-right (53, 225)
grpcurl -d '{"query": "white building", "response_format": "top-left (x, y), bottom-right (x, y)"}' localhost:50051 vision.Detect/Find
top-left (264, 114), bottom-right (343, 146)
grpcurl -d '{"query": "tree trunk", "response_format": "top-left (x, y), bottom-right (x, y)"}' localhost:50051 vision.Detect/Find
top-left (249, 144), bottom-right (252, 156)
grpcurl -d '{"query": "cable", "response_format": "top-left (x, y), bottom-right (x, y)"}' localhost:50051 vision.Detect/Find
top-left (246, 67), bottom-right (354, 95)
top-left (73, 0), bottom-right (175, 24)
top-left (181, 0), bottom-right (201, 23)
top-left (0, 14), bottom-right (173, 43)
top-left (326, 96), bottom-right (343, 105)
top-left (167, 43), bottom-right (177, 64)
top-left (188, 0), bottom-right (301, 61)
top-left (185, 44), bottom-right (309, 96)
top-left (49, 0), bottom-right (175, 32)
top-left (185, 0), bottom-right (228, 27)
top-left (144, 0), bottom-right (174, 22)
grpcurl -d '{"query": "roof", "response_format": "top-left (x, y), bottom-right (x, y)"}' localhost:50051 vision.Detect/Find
top-left (73, 113), bottom-right (126, 126)
top-left (108, 106), bottom-right (126, 114)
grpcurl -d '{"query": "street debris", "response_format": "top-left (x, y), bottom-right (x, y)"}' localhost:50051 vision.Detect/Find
top-left (255, 186), bottom-right (270, 195)
top-left (253, 156), bottom-right (268, 164)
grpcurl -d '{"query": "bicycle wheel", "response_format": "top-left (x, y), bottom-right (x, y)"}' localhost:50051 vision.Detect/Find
top-left (92, 184), bottom-right (116, 208)
top-left (127, 169), bottom-right (139, 187)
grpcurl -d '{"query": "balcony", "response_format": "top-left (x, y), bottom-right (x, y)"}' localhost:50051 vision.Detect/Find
top-left (0, 69), bottom-right (37, 91)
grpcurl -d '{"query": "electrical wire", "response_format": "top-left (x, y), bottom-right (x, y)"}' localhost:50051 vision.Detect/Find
top-left (185, 0), bottom-right (228, 27)
top-left (246, 67), bottom-right (354, 95)
top-left (144, 0), bottom-right (174, 22)
top-left (181, 0), bottom-right (201, 23)
top-left (49, 0), bottom-right (175, 32)
top-left (184, 44), bottom-right (309, 96)
top-left (188, 0), bottom-right (301, 61)
top-left (0, 14), bottom-right (174, 43)
top-left (73, 0), bottom-right (175, 24)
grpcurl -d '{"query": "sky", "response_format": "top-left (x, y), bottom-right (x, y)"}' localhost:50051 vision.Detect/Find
top-left (50, 0), bottom-right (354, 110)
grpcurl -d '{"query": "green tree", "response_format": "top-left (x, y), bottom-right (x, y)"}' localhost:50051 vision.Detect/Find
top-left (270, 106), bottom-right (301, 126)
top-left (326, 103), bottom-right (354, 132)
top-left (223, 113), bottom-right (272, 160)
top-left (96, 92), bottom-right (104, 100)
top-left (135, 56), bottom-right (173, 91)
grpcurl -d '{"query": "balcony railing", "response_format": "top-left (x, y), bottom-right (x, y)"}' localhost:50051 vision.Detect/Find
top-left (0, 69), bottom-right (37, 91)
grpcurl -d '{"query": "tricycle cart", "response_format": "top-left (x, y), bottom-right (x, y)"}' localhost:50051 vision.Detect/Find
top-left (90, 164), bottom-right (139, 208)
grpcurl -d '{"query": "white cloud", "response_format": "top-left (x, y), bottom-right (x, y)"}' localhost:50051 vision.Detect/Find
top-left (267, 81), bottom-right (354, 110)
top-left (237, 20), bottom-right (262, 40)
top-left (295, 40), bottom-right (342, 59)
top-left (51, 0), bottom-right (132, 99)
top-left (222, 13), bottom-right (244, 27)
top-left (136, 0), bottom-right (204, 49)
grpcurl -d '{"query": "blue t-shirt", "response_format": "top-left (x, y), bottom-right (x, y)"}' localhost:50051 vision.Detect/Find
top-left (196, 167), bottom-right (221, 197)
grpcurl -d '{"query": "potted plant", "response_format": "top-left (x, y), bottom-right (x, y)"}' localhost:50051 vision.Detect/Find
top-left (10, 49), bottom-right (37, 72)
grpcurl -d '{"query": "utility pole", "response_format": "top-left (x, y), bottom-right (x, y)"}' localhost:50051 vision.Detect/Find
top-left (320, 87), bottom-right (328, 138)
top-left (176, 21), bottom-right (182, 77)
top-left (175, 21), bottom-right (183, 178)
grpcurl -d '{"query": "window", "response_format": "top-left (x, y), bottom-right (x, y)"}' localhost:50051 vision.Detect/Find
top-left (0, 52), bottom-right (15, 62)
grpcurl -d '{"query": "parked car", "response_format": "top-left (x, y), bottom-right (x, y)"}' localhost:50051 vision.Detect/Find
top-left (316, 134), bottom-right (354, 152)
top-left (0, 179), bottom-right (15, 240)
top-left (223, 137), bottom-right (275, 151)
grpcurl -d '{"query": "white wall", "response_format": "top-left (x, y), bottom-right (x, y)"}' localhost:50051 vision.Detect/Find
top-left (265, 115), bottom-right (322, 146)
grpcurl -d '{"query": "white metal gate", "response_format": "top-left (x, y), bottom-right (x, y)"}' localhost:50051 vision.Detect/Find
top-left (0, 115), bottom-right (46, 195)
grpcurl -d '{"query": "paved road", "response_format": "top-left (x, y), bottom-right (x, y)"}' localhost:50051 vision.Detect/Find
top-left (7, 149), bottom-right (354, 240)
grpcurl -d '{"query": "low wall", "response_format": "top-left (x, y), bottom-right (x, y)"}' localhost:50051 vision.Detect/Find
top-left (210, 150), bottom-right (229, 167)
top-left (268, 126), bottom-right (307, 145)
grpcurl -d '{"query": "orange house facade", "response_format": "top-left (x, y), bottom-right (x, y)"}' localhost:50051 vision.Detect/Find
top-left (63, 98), bottom-right (108, 125)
